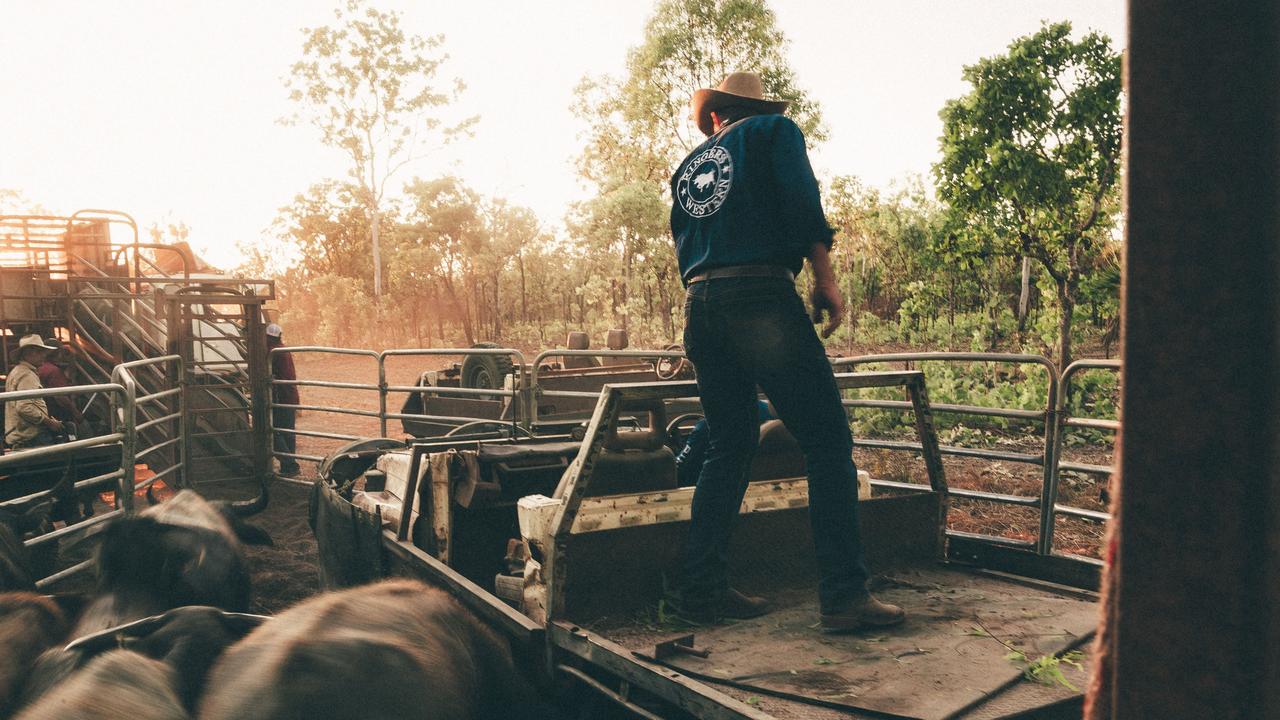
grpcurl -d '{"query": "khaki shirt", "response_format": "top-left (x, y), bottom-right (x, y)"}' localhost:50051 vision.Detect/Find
top-left (5, 361), bottom-right (51, 446)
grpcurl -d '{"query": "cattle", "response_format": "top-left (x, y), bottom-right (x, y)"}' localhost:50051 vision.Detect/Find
top-left (0, 502), bottom-right (56, 592)
top-left (0, 593), bottom-right (66, 714)
top-left (74, 489), bottom-right (271, 636)
top-left (16, 605), bottom-right (264, 714)
top-left (13, 649), bottom-right (188, 720)
top-left (199, 579), bottom-right (552, 720)
top-left (9, 491), bottom-right (270, 715)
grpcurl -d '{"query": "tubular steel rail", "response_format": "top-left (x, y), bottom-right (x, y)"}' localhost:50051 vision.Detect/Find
top-left (268, 346), bottom-right (528, 469)
top-left (112, 355), bottom-right (186, 502)
top-left (0, 382), bottom-right (131, 587)
top-left (272, 346), bottom-right (1119, 559)
top-left (1, 357), bottom-right (191, 588)
top-left (833, 352), bottom-right (1118, 560)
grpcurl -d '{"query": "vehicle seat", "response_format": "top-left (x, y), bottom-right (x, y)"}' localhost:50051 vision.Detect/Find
top-left (588, 447), bottom-right (678, 497)
top-left (563, 331), bottom-right (601, 369)
top-left (602, 329), bottom-right (630, 366)
top-left (582, 399), bottom-right (677, 497)
top-left (748, 419), bottom-right (807, 481)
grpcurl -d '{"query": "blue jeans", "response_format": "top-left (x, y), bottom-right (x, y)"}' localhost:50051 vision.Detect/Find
top-left (681, 276), bottom-right (869, 613)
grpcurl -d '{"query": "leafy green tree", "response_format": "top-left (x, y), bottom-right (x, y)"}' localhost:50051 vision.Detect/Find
top-left (622, 0), bottom-right (824, 157)
top-left (935, 21), bottom-right (1122, 367)
top-left (398, 176), bottom-right (489, 345)
top-left (271, 180), bottom-right (378, 283)
top-left (569, 0), bottom-right (822, 343)
top-left (284, 0), bottom-right (476, 299)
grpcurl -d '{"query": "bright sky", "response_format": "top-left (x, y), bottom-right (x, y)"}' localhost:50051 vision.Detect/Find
top-left (0, 1), bottom-right (1124, 270)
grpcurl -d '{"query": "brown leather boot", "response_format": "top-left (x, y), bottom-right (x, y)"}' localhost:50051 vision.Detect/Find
top-left (721, 587), bottom-right (771, 619)
top-left (819, 593), bottom-right (905, 632)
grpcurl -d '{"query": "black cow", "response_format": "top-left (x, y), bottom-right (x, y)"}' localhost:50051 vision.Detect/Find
top-left (0, 502), bottom-right (56, 592)
top-left (13, 649), bottom-right (188, 720)
top-left (11, 490), bottom-right (270, 715)
top-left (74, 489), bottom-right (271, 636)
top-left (199, 579), bottom-right (551, 720)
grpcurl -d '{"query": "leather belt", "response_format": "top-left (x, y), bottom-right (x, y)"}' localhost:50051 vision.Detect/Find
top-left (687, 265), bottom-right (794, 284)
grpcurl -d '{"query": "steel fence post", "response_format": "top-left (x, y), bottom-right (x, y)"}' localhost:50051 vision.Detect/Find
top-left (378, 352), bottom-right (389, 439)
top-left (176, 355), bottom-right (188, 488)
top-left (1036, 363), bottom-right (1063, 556)
top-left (115, 371), bottom-right (137, 514)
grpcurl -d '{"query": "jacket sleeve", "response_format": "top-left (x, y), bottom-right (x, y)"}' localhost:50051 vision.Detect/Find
top-left (13, 373), bottom-right (50, 426)
top-left (272, 351), bottom-right (300, 406)
top-left (770, 118), bottom-right (835, 253)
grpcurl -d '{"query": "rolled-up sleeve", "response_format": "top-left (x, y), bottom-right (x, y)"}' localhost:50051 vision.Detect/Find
top-left (770, 118), bottom-right (835, 253)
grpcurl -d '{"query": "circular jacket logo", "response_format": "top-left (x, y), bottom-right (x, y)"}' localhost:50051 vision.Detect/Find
top-left (676, 146), bottom-right (733, 218)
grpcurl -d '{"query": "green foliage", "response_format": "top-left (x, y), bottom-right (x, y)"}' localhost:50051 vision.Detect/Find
top-left (848, 358), bottom-right (1055, 442)
top-left (935, 21), bottom-right (1122, 367)
top-left (1005, 649), bottom-right (1086, 691)
top-left (564, 0), bottom-right (822, 340)
top-left (257, 9), bottom-right (1123, 370)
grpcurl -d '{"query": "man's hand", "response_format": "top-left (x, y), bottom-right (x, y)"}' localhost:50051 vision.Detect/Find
top-left (810, 281), bottom-right (845, 339)
top-left (43, 417), bottom-right (64, 433)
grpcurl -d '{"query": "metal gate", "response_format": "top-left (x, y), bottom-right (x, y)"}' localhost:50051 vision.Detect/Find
top-left (164, 287), bottom-right (271, 499)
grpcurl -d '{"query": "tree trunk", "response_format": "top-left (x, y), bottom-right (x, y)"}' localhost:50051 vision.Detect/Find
top-left (371, 204), bottom-right (383, 299)
top-left (1057, 279), bottom-right (1075, 370)
top-left (493, 274), bottom-right (502, 339)
top-left (1017, 255), bottom-right (1031, 331)
top-left (518, 250), bottom-right (527, 323)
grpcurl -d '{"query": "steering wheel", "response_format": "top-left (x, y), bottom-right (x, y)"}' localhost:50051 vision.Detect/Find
top-left (655, 344), bottom-right (690, 381)
top-left (664, 412), bottom-right (705, 451)
top-left (443, 421), bottom-right (533, 439)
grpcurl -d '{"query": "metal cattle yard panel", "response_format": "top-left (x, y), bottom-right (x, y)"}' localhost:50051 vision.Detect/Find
top-left (834, 352), bottom-right (1119, 581)
top-left (168, 288), bottom-right (273, 494)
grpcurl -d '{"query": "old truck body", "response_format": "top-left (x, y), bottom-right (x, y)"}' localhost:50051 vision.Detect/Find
top-left (313, 371), bottom-right (1099, 720)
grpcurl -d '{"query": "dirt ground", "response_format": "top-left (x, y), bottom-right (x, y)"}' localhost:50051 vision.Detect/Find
top-left (287, 352), bottom-right (455, 464)
top-left (197, 479), bottom-right (320, 614)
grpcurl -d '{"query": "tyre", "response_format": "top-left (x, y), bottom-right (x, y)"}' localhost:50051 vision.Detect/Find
top-left (460, 342), bottom-right (515, 397)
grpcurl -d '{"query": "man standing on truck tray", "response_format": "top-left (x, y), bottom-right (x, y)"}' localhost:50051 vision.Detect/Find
top-left (38, 340), bottom-right (86, 431)
top-left (267, 323), bottom-right (301, 477)
top-left (669, 72), bottom-right (904, 631)
top-left (4, 335), bottom-right (68, 451)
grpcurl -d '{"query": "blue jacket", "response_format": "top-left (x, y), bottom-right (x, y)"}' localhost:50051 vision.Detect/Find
top-left (670, 114), bottom-right (834, 285)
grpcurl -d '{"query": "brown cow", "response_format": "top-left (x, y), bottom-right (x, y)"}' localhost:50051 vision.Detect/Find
top-left (12, 491), bottom-right (269, 714)
top-left (0, 593), bottom-right (66, 714)
top-left (199, 579), bottom-right (552, 720)
top-left (13, 649), bottom-right (188, 720)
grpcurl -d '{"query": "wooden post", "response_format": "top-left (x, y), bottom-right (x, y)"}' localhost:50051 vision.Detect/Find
top-left (1090, 2), bottom-right (1280, 717)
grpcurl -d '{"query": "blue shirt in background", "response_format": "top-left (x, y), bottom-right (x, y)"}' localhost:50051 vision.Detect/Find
top-left (675, 400), bottom-right (776, 486)
top-left (670, 114), bottom-right (834, 285)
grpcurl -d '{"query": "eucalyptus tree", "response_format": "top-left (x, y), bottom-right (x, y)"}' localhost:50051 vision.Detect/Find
top-left (284, 0), bottom-right (476, 299)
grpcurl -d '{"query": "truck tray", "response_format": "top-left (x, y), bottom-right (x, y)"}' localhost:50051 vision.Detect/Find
top-left (588, 564), bottom-right (1096, 720)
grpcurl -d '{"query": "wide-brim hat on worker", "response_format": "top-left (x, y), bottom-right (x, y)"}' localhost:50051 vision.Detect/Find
top-left (265, 323), bottom-right (283, 338)
top-left (691, 71), bottom-right (790, 136)
top-left (18, 334), bottom-right (57, 351)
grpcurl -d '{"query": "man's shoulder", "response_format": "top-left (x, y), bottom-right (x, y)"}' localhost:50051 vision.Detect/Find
top-left (732, 113), bottom-right (799, 137)
top-left (6, 363), bottom-right (38, 390)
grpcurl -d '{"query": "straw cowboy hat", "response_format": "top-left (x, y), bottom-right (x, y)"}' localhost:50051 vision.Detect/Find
top-left (691, 71), bottom-right (790, 136)
top-left (17, 334), bottom-right (57, 352)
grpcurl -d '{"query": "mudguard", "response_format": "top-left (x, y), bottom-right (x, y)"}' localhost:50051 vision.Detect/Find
top-left (308, 481), bottom-right (384, 590)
